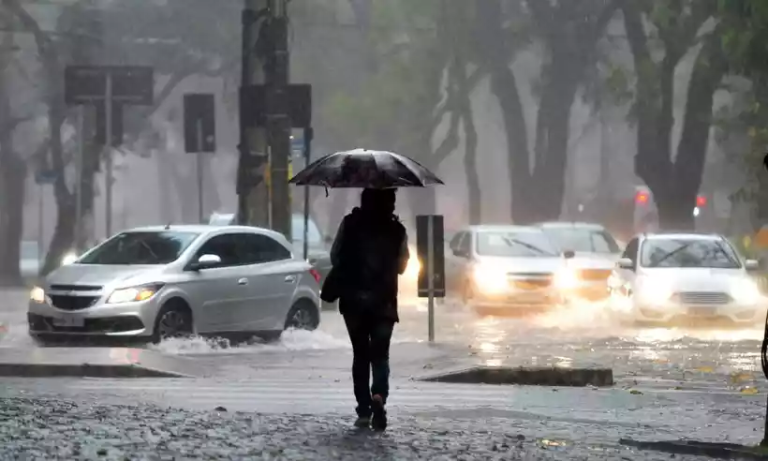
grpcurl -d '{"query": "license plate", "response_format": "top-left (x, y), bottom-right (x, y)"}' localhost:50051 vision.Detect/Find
top-left (52, 316), bottom-right (85, 327)
top-left (688, 307), bottom-right (716, 316)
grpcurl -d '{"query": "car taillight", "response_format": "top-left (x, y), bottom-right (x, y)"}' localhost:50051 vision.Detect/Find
top-left (309, 268), bottom-right (321, 284)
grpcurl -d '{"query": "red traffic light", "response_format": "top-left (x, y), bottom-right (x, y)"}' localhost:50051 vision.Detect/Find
top-left (635, 191), bottom-right (649, 205)
top-left (696, 195), bottom-right (707, 207)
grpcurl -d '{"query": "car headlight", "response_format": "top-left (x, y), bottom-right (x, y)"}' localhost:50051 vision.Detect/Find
top-left (554, 268), bottom-right (579, 290)
top-left (404, 254), bottom-right (421, 280)
top-left (731, 278), bottom-right (761, 304)
top-left (30, 286), bottom-right (46, 304)
top-left (473, 263), bottom-right (508, 294)
top-left (106, 284), bottom-right (164, 304)
top-left (61, 252), bottom-right (78, 266)
top-left (639, 277), bottom-right (673, 305)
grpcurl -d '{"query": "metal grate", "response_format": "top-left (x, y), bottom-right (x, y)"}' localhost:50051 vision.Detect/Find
top-left (676, 292), bottom-right (731, 305)
top-left (49, 284), bottom-right (102, 292)
top-left (49, 295), bottom-right (99, 311)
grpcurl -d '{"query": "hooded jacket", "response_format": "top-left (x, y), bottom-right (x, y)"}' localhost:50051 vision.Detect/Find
top-left (331, 207), bottom-right (409, 321)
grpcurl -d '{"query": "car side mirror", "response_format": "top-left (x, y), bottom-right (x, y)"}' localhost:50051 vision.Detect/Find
top-left (617, 257), bottom-right (634, 270)
top-left (563, 250), bottom-right (575, 259)
top-left (190, 254), bottom-right (221, 271)
top-left (745, 259), bottom-right (760, 271)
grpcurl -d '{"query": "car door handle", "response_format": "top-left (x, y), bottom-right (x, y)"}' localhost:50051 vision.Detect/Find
top-left (284, 275), bottom-right (296, 283)
top-left (237, 278), bottom-right (248, 286)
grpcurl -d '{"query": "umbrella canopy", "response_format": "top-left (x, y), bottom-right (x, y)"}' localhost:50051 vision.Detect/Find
top-left (289, 148), bottom-right (444, 189)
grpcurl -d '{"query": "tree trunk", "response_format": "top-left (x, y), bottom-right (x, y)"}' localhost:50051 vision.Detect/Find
top-left (490, 66), bottom-right (535, 224)
top-left (0, 140), bottom-right (26, 286)
top-left (41, 105), bottom-right (75, 276)
top-left (456, 70), bottom-right (480, 224)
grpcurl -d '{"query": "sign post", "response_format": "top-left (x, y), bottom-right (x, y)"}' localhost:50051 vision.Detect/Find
top-left (183, 93), bottom-right (216, 224)
top-left (295, 128), bottom-right (314, 260)
top-left (64, 65), bottom-right (154, 238)
top-left (417, 215), bottom-right (445, 342)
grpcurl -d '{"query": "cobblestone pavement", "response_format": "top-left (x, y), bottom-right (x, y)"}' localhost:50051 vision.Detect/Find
top-left (0, 397), bottom-right (721, 461)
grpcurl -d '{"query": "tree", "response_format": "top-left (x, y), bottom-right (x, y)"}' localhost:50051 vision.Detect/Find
top-left (622, 0), bottom-right (727, 230)
top-left (476, 0), bottom-right (621, 224)
top-left (0, 7), bottom-right (29, 285)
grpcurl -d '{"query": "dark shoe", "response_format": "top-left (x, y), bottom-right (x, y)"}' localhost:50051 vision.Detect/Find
top-left (371, 394), bottom-right (387, 431)
top-left (353, 415), bottom-right (370, 428)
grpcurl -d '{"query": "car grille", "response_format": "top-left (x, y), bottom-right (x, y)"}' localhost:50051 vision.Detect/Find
top-left (49, 284), bottom-right (102, 292)
top-left (577, 269), bottom-right (611, 281)
top-left (674, 292), bottom-right (731, 305)
top-left (49, 295), bottom-right (99, 311)
top-left (509, 273), bottom-right (553, 289)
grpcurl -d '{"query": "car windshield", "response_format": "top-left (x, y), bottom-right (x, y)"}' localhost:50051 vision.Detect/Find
top-left (77, 231), bottom-right (200, 265)
top-left (543, 227), bottom-right (619, 254)
top-left (291, 215), bottom-right (323, 245)
top-left (640, 238), bottom-right (741, 269)
top-left (476, 231), bottom-right (558, 257)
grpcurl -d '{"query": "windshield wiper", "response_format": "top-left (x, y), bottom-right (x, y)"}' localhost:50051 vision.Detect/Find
top-left (137, 240), bottom-right (161, 263)
top-left (648, 242), bottom-right (694, 268)
top-left (501, 237), bottom-right (553, 256)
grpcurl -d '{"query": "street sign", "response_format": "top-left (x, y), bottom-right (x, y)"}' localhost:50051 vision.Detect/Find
top-left (416, 214), bottom-right (445, 343)
top-left (95, 101), bottom-right (123, 147)
top-left (183, 94), bottom-right (216, 153)
top-left (240, 84), bottom-right (312, 128)
top-left (64, 65), bottom-right (154, 105)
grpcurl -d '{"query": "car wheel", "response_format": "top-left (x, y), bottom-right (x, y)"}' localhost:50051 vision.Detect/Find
top-left (152, 301), bottom-right (193, 344)
top-left (284, 300), bottom-right (319, 331)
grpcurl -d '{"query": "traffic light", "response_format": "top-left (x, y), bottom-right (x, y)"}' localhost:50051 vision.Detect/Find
top-left (635, 190), bottom-right (650, 205)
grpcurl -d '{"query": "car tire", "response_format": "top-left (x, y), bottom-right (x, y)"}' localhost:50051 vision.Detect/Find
top-left (284, 299), bottom-right (319, 331)
top-left (151, 300), bottom-right (194, 344)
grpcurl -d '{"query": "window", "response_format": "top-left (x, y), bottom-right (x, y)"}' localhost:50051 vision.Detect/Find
top-left (240, 233), bottom-right (292, 264)
top-left (640, 238), bottom-right (741, 269)
top-left (542, 228), bottom-right (619, 254)
top-left (79, 231), bottom-right (200, 265)
top-left (194, 234), bottom-right (244, 268)
top-left (449, 232), bottom-right (466, 251)
top-left (457, 232), bottom-right (471, 254)
top-left (475, 231), bottom-right (558, 257)
top-left (291, 215), bottom-right (323, 245)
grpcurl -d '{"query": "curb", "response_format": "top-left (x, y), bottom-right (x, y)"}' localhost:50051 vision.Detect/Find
top-left (0, 363), bottom-right (188, 378)
top-left (620, 439), bottom-right (768, 460)
top-left (418, 366), bottom-right (614, 387)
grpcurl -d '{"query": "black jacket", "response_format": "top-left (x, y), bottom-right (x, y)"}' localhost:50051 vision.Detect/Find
top-left (330, 208), bottom-right (409, 321)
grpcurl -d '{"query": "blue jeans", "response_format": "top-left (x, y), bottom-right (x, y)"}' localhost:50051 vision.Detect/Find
top-left (343, 313), bottom-right (395, 417)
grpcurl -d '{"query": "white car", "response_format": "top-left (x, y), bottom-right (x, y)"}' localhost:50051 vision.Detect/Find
top-left (608, 233), bottom-right (764, 326)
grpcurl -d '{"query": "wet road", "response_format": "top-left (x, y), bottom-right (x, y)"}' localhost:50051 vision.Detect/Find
top-left (3, 288), bottom-right (767, 392)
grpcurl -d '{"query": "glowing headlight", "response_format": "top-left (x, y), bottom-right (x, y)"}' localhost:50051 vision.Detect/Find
top-left (640, 277), bottom-right (673, 305)
top-left (473, 264), bottom-right (508, 294)
top-left (731, 278), bottom-right (761, 304)
top-left (30, 286), bottom-right (46, 304)
top-left (554, 268), bottom-right (579, 290)
top-left (61, 252), bottom-right (78, 266)
top-left (404, 254), bottom-right (421, 280)
top-left (106, 285), bottom-right (162, 304)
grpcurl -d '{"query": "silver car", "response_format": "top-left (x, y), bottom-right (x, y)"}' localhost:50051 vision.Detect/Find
top-left (28, 225), bottom-right (322, 344)
top-left (446, 225), bottom-right (574, 314)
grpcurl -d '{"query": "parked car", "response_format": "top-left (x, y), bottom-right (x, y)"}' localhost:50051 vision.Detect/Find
top-left (538, 222), bottom-right (622, 302)
top-left (28, 225), bottom-right (321, 344)
top-left (607, 232), bottom-right (764, 326)
top-left (446, 225), bottom-right (575, 315)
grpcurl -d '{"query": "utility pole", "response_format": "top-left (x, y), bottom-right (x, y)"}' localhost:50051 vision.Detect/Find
top-left (265, 0), bottom-right (292, 240)
top-left (237, 0), bottom-right (270, 228)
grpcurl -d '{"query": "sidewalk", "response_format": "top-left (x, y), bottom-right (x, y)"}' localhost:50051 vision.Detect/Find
top-left (0, 396), bottom-right (720, 460)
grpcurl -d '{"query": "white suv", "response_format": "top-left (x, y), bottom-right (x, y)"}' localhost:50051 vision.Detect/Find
top-left (608, 233), bottom-right (764, 326)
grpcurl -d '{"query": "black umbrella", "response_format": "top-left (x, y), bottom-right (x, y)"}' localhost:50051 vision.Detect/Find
top-left (289, 148), bottom-right (444, 189)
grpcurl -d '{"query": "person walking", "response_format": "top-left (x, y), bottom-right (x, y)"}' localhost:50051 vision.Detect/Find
top-left (330, 188), bottom-right (409, 430)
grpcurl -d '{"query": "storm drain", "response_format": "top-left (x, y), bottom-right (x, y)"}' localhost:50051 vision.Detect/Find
top-left (419, 366), bottom-right (614, 387)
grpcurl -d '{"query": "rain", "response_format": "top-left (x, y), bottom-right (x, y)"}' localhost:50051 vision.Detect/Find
top-left (1, 0), bottom-right (768, 459)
